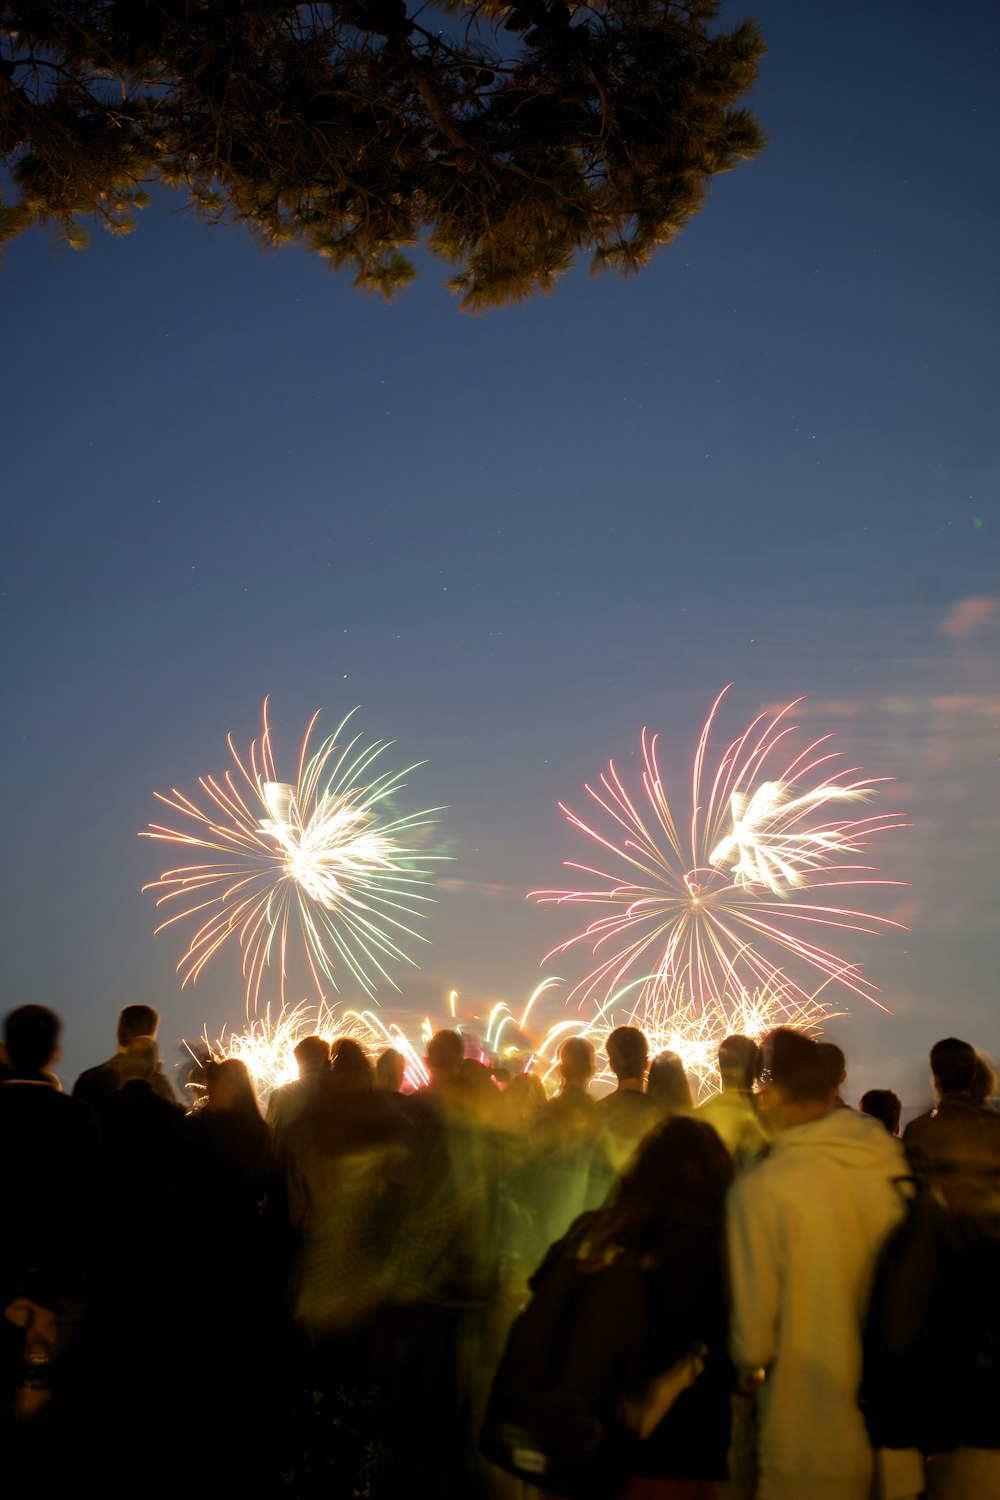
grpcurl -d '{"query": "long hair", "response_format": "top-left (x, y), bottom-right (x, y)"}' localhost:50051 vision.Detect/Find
top-left (647, 1050), bottom-right (694, 1113)
top-left (580, 1115), bottom-right (732, 1266)
top-left (205, 1057), bottom-right (262, 1122)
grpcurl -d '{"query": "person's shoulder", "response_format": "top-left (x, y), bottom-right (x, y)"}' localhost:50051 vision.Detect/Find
top-left (597, 1089), bottom-right (655, 1111)
top-left (72, 1060), bottom-right (118, 1102)
top-left (549, 1088), bottom-right (596, 1118)
top-left (0, 1080), bottom-right (98, 1136)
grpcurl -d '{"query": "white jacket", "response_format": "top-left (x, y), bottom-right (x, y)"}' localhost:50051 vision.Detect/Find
top-left (727, 1108), bottom-right (907, 1500)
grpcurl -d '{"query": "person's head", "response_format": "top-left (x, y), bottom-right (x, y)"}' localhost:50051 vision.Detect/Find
top-left (118, 1035), bottom-right (160, 1080)
top-left (971, 1054), bottom-right (996, 1107)
top-left (584, 1115), bottom-right (734, 1262)
top-left (647, 1051), bottom-right (693, 1112)
top-left (758, 1028), bottom-right (833, 1129)
top-left (294, 1035), bottom-right (330, 1080)
top-left (501, 1069), bottom-right (547, 1126)
top-left (4, 1005), bottom-right (61, 1077)
top-left (717, 1034), bottom-right (759, 1092)
top-left (117, 1005), bottom-right (159, 1047)
top-left (204, 1058), bottom-right (260, 1116)
top-left (859, 1089), bottom-right (902, 1136)
top-left (375, 1047), bottom-right (406, 1092)
top-left (930, 1037), bottom-right (977, 1098)
top-left (606, 1026), bottom-right (648, 1085)
top-left (425, 1028), bottom-right (464, 1082)
top-left (558, 1037), bottom-right (595, 1089)
top-left (329, 1037), bottom-right (374, 1093)
top-left (816, 1041), bottom-right (847, 1099)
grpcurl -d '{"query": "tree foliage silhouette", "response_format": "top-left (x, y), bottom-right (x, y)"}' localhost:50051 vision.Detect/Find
top-left (0, 0), bottom-right (765, 308)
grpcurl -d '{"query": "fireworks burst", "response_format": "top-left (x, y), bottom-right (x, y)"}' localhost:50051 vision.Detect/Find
top-left (534, 687), bottom-right (907, 1021)
top-left (141, 701), bottom-right (443, 1013)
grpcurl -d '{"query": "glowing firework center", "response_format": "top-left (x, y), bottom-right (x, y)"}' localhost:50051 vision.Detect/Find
top-left (142, 703), bottom-right (443, 1013)
top-left (260, 781), bottom-right (401, 908)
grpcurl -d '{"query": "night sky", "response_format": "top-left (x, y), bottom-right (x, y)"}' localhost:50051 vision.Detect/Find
top-left (3, 0), bottom-right (998, 1108)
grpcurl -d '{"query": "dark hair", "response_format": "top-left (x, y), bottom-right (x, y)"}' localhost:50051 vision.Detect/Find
top-left (930, 1037), bottom-right (976, 1096)
top-left (426, 1028), bottom-right (464, 1073)
top-left (559, 1037), bottom-right (595, 1086)
top-left (971, 1054), bottom-right (996, 1107)
top-left (859, 1089), bottom-right (901, 1135)
top-left (329, 1037), bottom-right (374, 1092)
top-left (816, 1041), bottom-right (847, 1091)
top-left (761, 1028), bottom-right (831, 1103)
top-left (4, 1005), bottom-right (61, 1074)
top-left (118, 1004), bottom-right (159, 1045)
top-left (606, 1026), bottom-right (648, 1083)
top-left (647, 1051), bottom-right (693, 1112)
top-left (502, 1070), bottom-right (547, 1126)
top-left (582, 1115), bottom-right (733, 1264)
top-left (294, 1035), bottom-right (330, 1072)
top-left (205, 1058), bottom-right (261, 1119)
top-left (718, 1034), bottom-right (759, 1090)
top-left (375, 1047), bottom-right (405, 1091)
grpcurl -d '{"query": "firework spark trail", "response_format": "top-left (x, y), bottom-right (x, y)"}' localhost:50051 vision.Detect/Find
top-left (533, 976), bottom-right (838, 1102)
top-left (196, 979), bottom-right (563, 1104)
top-left (533, 687), bottom-right (907, 1019)
top-left (344, 977), bottom-right (562, 1091)
top-left (141, 701), bottom-right (444, 1014)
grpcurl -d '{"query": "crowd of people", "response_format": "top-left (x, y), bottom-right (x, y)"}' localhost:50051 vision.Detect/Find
top-left (1, 1001), bottom-right (998, 1500)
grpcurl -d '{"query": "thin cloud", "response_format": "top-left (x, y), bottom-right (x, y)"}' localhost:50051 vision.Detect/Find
top-left (436, 876), bottom-right (524, 902)
top-left (942, 595), bottom-right (1000, 638)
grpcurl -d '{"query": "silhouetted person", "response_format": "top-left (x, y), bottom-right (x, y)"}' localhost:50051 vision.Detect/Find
top-left (496, 1072), bottom-right (550, 1288)
top-left (539, 1038), bottom-right (607, 1249)
top-left (376, 1046), bottom-right (406, 1093)
top-left (176, 1060), bottom-right (272, 1486)
top-left (74, 1036), bottom-right (186, 1481)
top-left (903, 1038), bottom-right (1000, 1207)
top-left (73, 1003), bottom-right (176, 1108)
top-left (727, 1028), bottom-right (907, 1500)
top-left (596, 1026), bottom-right (657, 1178)
top-left (859, 1088), bottom-right (901, 1136)
top-left (698, 1034), bottom-right (768, 1169)
top-left (970, 1053), bottom-right (997, 1109)
top-left (266, 1033), bottom-right (330, 1151)
top-left (398, 1029), bottom-right (499, 1495)
top-left (551, 1037), bottom-right (596, 1117)
top-left (95, 1037), bottom-right (185, 1245)
top-left (0, 1006), bottom-right (99, 1474)
top-left (647, 1049), bottom-right (694, 1114)
top-left (283, 1040), bottom-right (413, 1335)
top-left (418, 1027), bottom-right (464, 1098)
top-left (488, 1116), bottom-right (733, 1494)
top-left (817, 1040), bottom-right (850, 1108)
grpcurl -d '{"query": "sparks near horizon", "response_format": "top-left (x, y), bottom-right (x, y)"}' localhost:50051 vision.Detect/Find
top-left (196, 980), bottom-right (561, 1104)
top-left (533, 687), bottom-right (907, 1020)
top-left (141, 701), bottom-right (443, 1013)
top-left (535, 977), bottom-right (841, 1102)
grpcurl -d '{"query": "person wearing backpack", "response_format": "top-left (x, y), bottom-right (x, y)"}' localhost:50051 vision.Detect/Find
top-left (482, 1114), bottom-right (734, 1499)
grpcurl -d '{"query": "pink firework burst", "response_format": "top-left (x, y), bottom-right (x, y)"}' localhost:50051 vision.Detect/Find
top-left (533, 688), bottom-right (908, 1019)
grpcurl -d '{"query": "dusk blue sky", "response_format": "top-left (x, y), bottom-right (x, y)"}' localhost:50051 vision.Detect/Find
top-left (3, 0), bottom-right (998, 1106)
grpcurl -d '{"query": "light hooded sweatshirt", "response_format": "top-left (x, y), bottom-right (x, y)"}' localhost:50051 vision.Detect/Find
top-left (727, 1107), bottom-right (907, 1500)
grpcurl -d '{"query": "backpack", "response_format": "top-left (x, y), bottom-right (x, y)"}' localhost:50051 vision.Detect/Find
top-left (861, 1175), bottom-right (1000, 1454)
top-left (480, 1221), bottom-right (645, 1499)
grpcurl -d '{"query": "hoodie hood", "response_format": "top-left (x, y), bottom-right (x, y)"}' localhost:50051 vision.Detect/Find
top-left (770, 1105), bottom-right (907, 1175)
